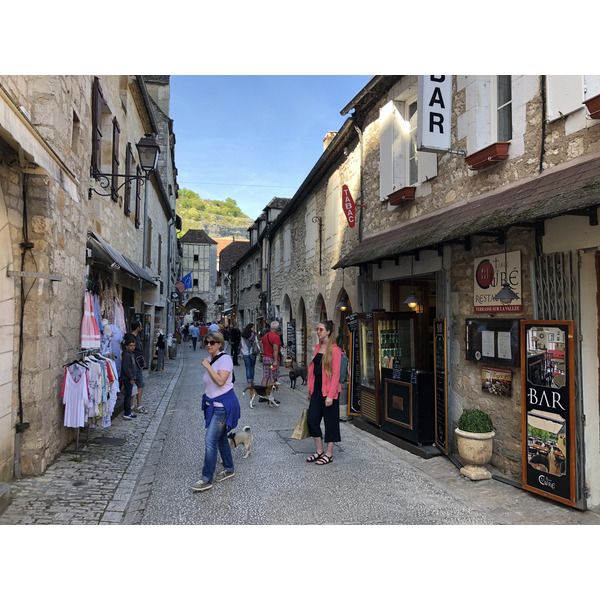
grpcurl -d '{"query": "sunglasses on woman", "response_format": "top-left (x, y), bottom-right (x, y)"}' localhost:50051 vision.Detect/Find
top-left (316, 327), bottom-right (327, 332)
top-left (205, 340), bottom-right (218, 346)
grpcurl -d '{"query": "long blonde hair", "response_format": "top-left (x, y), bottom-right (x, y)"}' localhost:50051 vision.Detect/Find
top-left (319, 320), bottom-right (335, 377)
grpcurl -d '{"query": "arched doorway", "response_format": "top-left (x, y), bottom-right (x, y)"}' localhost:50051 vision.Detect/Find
top-left (185, 296), bottom-right (208, 323)
top-left (334, 288), bottom-right (352, 354)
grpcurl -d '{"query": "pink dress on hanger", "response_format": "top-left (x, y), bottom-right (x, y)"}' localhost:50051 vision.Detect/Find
top-left (81, 291), bottom-right (100, 348)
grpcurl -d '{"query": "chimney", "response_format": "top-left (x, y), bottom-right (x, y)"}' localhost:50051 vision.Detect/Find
top-left (323, 130), bottom-right (337, 151)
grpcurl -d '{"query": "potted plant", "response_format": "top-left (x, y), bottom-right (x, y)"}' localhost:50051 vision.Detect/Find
top-left (455, 409), bottom-right (495, 480)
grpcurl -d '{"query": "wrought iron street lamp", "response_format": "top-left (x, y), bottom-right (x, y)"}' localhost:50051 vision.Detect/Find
top-left (88, 133), bottom-right (160, 199)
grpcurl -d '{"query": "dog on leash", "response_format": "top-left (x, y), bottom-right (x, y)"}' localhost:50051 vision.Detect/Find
top-left (242, 381), bottom-right (279, 409)
top-left (228, 425), bottom-right (252, 458)
top-left (288, 366), bottom-right (307, 389)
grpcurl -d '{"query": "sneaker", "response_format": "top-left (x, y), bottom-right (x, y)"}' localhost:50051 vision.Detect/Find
top-left (135, 406), bottom-right (148, 414)
top-left (214, 471), bottom-right (235, 482)
top-left (123, 413), bottom-right (137, 420)
top-left (190, 479), bottom-right (213, 492)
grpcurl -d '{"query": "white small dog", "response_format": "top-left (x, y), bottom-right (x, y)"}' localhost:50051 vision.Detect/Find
top-left (227, 425), bottom-right (252, 458)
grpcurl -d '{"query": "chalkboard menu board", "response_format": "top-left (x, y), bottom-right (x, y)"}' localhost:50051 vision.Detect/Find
top-left (434, 319), bottom-right (448, 454)
top-left (286, 319), bottom-right (296, 360)
top-left (345, 313), bottom-right (361, 415)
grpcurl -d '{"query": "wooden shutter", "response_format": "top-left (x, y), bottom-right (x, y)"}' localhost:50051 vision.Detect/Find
top-left (91, 77), bottom-right (104, 177)
top-left (146, 217), bottom-right (153, 267)
top-left (111, 117), bottom-right (120, 202)
top-left (124, 143), bottom-right (133, 216)
top-left (135, 166), bottom-right (142, 228)
top-left (379, 101), bottom-right (394, 201)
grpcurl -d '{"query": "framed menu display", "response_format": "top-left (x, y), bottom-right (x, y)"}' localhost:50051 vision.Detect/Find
top-left (521, 320), bottom-right (576, 507)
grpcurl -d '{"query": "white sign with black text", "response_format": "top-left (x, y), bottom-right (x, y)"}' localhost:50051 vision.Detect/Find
top-left (417, 76), bottom-right (452, 153)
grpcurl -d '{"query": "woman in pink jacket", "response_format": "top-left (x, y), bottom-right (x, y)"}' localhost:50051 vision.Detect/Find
top-left (306, 319), bottom-right (342, 465)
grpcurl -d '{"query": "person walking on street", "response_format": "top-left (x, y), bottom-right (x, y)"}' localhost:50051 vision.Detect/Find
top-left (130, 321), bottom-right (148, 414)
top-left (120, 334), bottom-right (138, 420)
top-left (261, 321), bottom-right (281, 387)
top-left (240, 323), bottom-right (259, 384)
top-left (230, 323), bottom-right (241, 365)
top-left (189, 322), bottom-right (199, 351)
top-left (191, 330), bottom-right (241, 492)
top-left (199, 322), bottom-right (207, 347)
top-left (155, 330), bottom-right (165, 371)
top-left (306, 319), bottom-right (342, 465)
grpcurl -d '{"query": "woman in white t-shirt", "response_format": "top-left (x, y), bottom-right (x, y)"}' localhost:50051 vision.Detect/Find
top-left (191, 330), bottom-right (241, 492)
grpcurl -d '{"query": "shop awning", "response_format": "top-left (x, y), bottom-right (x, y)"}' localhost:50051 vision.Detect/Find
top-left (87, 231), bottom-right (156, 285)
top-left (334, 152), bottom-right (600, 269)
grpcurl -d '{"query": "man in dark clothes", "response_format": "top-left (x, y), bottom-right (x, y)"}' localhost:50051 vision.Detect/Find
top-left (230, 324), bottom-right (241, 365)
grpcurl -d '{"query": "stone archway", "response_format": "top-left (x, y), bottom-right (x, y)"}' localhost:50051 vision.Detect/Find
top-left (0, 186), bottom-right (15, 481)
top-left (184, 296), bottom-right (208, 323)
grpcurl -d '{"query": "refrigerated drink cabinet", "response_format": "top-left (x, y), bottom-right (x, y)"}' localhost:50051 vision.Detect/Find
top-left (358, 312), bottom-right (435, 445)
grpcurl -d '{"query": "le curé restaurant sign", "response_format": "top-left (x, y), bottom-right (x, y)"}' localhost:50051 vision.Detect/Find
top-left (473, 251), bottom-right (522, 313)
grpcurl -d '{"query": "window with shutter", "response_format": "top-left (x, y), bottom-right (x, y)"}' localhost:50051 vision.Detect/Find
top-left (111, 117), bottom-right (120, 202)
top-left (146, 216), bottom-right (152, 267)
top-left (124, 143), bottom-right (133, 216)
top-left (379, 98), bottom-right (438, 202)
top-left (135, 166), bottom-right (142, 228)
top-left (91, 77), bottom-right (104, 177)
top-left (158, 234), bottom-right (162, 274)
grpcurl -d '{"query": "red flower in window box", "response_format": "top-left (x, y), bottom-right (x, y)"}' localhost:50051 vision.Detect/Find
top-left (388, 186), bottom-right (416, 205)
top-left (583, 93), bottom-right (600, 119)
top-left (465, 142), bottom-right (510, 171)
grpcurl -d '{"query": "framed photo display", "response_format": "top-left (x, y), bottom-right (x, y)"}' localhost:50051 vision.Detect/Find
top-left (520, 320), bottom-right (576, 507)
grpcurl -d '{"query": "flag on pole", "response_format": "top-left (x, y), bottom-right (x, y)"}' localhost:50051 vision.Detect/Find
top-left (181, 272), bottom-right (193, 290)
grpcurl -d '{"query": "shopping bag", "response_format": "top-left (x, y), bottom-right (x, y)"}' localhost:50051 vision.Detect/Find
top-left (291, 408), bottom-right (310, 440)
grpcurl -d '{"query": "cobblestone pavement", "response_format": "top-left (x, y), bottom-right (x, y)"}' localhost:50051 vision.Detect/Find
top-left (1, 343), bottom-right (599, 527)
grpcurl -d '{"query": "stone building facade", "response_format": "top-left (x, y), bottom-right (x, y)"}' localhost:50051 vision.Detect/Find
top-left (233, 75), bottom-right (600, 512)
top-left (0, 76), bottom-right (178, 483)
top-left (179, 229), bottom-right (218, 323)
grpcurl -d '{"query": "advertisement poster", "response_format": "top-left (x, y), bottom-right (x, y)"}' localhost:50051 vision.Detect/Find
top-left (474, 251), bottom-right (522, 313)
top-left (481, 366), bottom-right (512, 397)
top-left (521, 321), bottom-right (576, 507)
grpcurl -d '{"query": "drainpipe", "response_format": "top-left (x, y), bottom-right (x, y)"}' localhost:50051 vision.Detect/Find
top-left (354, 124), bottom-right (364, 243)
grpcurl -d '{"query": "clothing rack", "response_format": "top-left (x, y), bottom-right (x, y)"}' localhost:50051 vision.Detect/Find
top-left (62, 348), bottom-right (101, 453)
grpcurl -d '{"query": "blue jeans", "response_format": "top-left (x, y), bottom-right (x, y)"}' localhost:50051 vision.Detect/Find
top-left (243, 353), bottom-right (257, 383)
top-left (202, 406), bottom-right (234, 482)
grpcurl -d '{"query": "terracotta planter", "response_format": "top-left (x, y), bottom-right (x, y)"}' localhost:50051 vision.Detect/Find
top-left (455, 428), bottom-right (495, 480)
top-left (388, 186), bottom-right (416, 205)
top-left (583, 93), bottom-right (600, 119)
top-left (465, 142), bottom-right (510, 171)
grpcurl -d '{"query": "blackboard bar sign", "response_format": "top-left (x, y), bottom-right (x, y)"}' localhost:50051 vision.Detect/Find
top-left (520, 321), bottom-right (576, 507)
top-left (434, 319), bottom-right (448, 454)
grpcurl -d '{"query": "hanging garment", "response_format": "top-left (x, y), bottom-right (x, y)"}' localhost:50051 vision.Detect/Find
top-left (92, 293), bottom-right (104, 334)
top-left (81, 291), bottom-right (100, 349)
top-left (61, 364), bottom-right (91, 428)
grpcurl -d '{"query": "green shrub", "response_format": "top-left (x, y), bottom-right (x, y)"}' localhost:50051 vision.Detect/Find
top-left (458, 409), bottom-right (494, 433)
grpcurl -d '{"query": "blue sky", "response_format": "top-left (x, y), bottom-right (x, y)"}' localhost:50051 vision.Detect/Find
top-left (170, 75), bottom-right (372, 221)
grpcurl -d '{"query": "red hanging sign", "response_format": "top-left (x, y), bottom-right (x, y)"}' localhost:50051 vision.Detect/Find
top-left (342, 185), bottom-right (356, 228)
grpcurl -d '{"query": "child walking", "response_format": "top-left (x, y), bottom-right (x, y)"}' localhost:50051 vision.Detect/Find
top-left (121, 335), bottom-right (138, 420)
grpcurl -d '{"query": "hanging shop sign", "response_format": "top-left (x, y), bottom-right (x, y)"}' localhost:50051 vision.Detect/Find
top-left (521, 321), bottom-right (576, 507)
top-left (417, 76), bottom-right (452, 152)
top-left (473, 251), bottom-right (522, 313)
top-left (342, 185), bottom-right (356, 228)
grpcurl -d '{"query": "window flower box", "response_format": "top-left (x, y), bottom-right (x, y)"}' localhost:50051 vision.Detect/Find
top-left (583, 93), bottom-right (600, 119)
top-left (465, 142), bottom-right (510, 171)
top-left (388, 186), bottom-right (416, 205)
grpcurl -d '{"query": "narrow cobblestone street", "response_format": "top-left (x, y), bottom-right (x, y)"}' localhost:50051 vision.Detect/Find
top-left (2, 345), bottom-right (599, 527)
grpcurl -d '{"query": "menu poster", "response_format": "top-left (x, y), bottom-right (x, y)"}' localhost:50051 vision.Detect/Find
top-left (466, 318), bottom-right (520, 366)
top-left (434, 319), bottom-right (448, 454)
top-left (286, 319), bottom-right (296, 361)
top-left (346, 313), bottom-right (361, 415)
top-left (521, 320), bottom-right (576, 507)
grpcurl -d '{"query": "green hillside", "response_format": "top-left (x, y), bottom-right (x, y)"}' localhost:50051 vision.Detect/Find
top-left (176, 188), bottom-right (253, 239)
